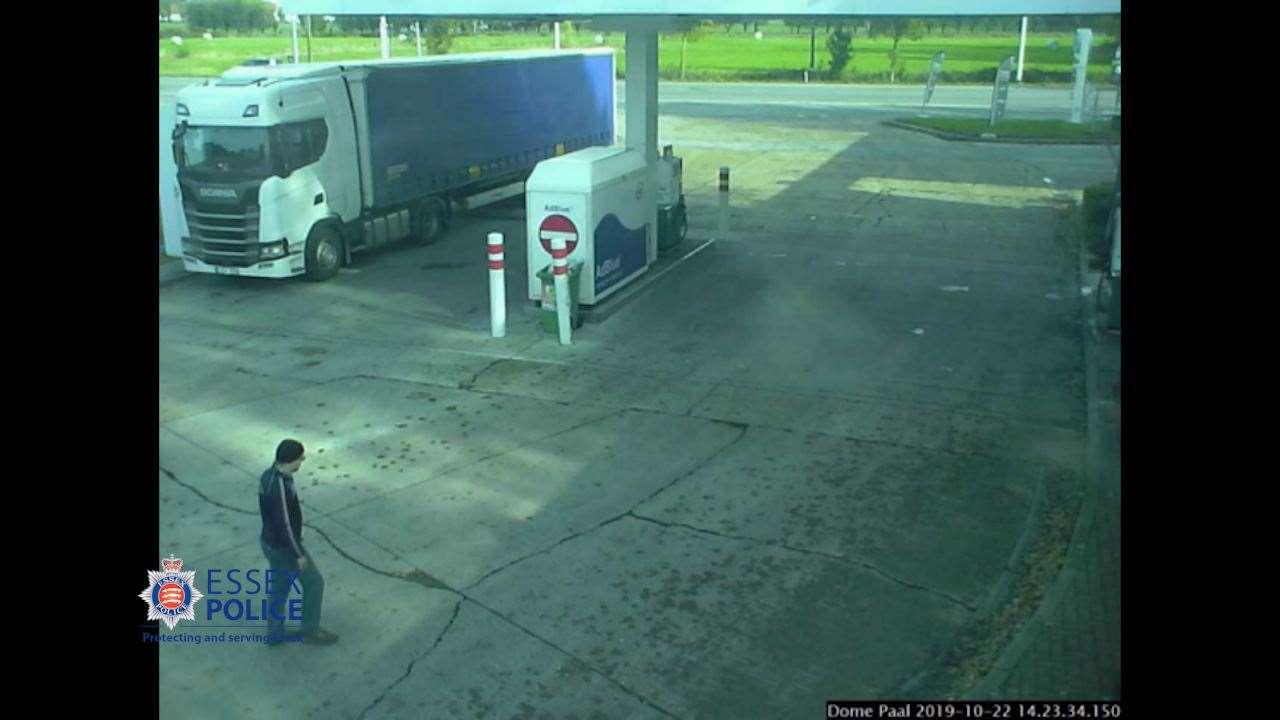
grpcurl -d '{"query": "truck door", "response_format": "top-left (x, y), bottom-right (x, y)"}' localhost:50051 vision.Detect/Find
top-left (316, 78), bottom-right (359, 221)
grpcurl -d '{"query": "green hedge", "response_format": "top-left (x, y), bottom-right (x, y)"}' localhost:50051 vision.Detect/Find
top-left (159, 22), bottom-right (191, 39)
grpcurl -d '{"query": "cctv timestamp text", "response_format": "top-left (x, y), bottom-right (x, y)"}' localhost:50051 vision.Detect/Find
top-left (825, 701), bottom-right (1122, 719)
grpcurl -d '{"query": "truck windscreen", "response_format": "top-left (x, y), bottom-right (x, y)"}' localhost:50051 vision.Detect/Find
top-left (178, 126), bottom-right (270, 181)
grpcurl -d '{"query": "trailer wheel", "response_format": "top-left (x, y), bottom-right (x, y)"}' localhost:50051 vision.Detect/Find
top-left (414, 199), bottom-right (447, 244)
top-left (304, 225), bottom-right (342, 282)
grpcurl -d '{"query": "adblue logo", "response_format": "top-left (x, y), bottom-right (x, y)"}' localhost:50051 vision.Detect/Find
top-left (598, 256), bottom-right (622, 278)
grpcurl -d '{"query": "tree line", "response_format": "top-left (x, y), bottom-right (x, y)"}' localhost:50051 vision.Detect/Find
top-left (161, 2), bottom-right (1117, 77)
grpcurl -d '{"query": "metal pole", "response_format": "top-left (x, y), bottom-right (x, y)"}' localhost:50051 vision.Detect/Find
top-left (718, 167), bottom-right (730, 240)
top-left (305, 15), bottom-right (312, 63)
top-left (415, 22), bottom-right (422, 57)
top-left (549, 237), bottom-right (572, 345)
top-left (291, 18), bottom-right (300, 64)
top-left (1017, 16), bottom-right (1028, 82)
top-left (1070, 29), bottom-right (1093, 123)
top-left (554, 22), bottom-right (561, 49)
top-left (380, 16), bottom-right (390, 59)
top-left (488, 232), bottom-right (506, 338)
top-left (810, 26), bottom-right (816, 71)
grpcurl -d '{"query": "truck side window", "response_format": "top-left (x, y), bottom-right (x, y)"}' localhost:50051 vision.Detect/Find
top-left (305, 120), bottom-right (328, 164)
top-left (277, 123), bottom-right (308, 174)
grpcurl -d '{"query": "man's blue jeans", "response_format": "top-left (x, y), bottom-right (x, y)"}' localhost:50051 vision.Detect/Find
top-left (261, 540), bottom-right (324, 639)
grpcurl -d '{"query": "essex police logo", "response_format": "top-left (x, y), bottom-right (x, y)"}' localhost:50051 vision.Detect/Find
top-left (139, 554), bottom-right (204, 630)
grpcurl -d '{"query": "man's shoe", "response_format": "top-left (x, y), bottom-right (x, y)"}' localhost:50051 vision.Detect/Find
top-left (301, 629), bottom-right (339, 646)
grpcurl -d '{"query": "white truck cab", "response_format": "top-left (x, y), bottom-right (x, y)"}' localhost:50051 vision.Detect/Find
top-left (173, 65), bottom-right (357, 279)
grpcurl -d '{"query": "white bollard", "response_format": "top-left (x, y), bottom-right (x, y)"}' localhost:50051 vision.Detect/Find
top-left (718, 166), bottom-right (730, 240)
top-left (487, 232), bottom-right (506, 338)
top-left (549, 237), bottom-right (572, 345)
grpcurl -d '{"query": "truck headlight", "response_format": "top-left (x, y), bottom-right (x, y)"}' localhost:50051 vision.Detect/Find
top-left (181, 237), bottom-right (199, 254)
top-left (260, 240), bottom-right (288, 259)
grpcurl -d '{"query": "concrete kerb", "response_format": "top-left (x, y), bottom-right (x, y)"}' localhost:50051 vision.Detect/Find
top-left (963, 200), bottom-right (1117, 699)
top-left (884, 120), bottom-right (1114, 145)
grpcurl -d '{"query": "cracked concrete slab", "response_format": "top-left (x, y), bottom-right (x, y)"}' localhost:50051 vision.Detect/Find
top-left (158, 521), bottom-right (457, 720)
top-left (365, 601), bottom-right (666, 720)
top-left (330, 408), bottom-right (743, 590)
top-left (465, 357), bottom-right (715, 416)
top-left (633, 425), bottom-right (1042, 608)
top-left (468, 516), bottom-right (970, 716)
top-left (160, 324), bottom-right (317, 424)
top-left (164, 376), bottom-right (633, 516)
top-left (690, 383), bottom-right (1085, 461)
top-left (159, 466), bottom-right (260, 566)
top-left (160, 318), bottom-right (497, 390)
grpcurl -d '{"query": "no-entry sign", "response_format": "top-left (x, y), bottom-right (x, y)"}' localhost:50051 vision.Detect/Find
top-left (539, 214), bottom-right (579, 256)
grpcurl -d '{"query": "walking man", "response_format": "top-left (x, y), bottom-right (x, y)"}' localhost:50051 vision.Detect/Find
top-left (259, 438), bottom-right (339, 646)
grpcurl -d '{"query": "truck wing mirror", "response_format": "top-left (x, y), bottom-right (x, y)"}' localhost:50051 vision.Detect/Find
top-left (171, 122), bottom-right (186, 167)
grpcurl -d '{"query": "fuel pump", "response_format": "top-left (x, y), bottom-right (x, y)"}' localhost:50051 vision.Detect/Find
top-left (655, 144), bottom-right (687, 251)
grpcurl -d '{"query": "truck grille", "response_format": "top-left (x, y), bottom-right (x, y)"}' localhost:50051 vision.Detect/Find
top-left (183, 203), bottom-right (261, 266)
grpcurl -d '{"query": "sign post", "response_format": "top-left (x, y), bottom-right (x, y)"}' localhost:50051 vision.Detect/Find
top-left (538, 214), bottom-right (579, 344)
top-left (989, 56), bottom-right (1014, 127)
top-left (1017, 16), bottom-right (1028, 82)
top-left (549, 236), bottom-right (572, 345)
top-left (922, 52), bottom-right (944, 112)
top-left (1070, 29), bottom-right (1093, 123)
top-left (1112, 45), bottom-right (1121, 110)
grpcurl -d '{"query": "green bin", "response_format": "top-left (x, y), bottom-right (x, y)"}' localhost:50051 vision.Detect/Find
top-left (535, 262), bottom-right (584, 333)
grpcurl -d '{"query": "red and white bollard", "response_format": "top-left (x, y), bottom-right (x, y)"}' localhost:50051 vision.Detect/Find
top-left (718, 166), bottom-right (730, 240)
top-left (487, 232), bottom-right (505, 338)
top-left (549, 236), bottom-right (572, 345)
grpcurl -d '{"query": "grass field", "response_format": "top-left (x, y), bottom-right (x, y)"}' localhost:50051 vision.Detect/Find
top-left (159, 23), bottom-right (1118, 84)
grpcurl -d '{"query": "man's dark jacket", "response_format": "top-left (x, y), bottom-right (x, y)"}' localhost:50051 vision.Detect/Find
top-left (259, 466), bottom-right (305, 560)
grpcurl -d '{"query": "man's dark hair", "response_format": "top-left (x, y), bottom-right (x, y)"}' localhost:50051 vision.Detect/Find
top-left (276, 439), bottom-right (305, 464)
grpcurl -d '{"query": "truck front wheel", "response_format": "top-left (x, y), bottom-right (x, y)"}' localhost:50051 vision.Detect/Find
top-left (304, 225), bottom-right (343, 281)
